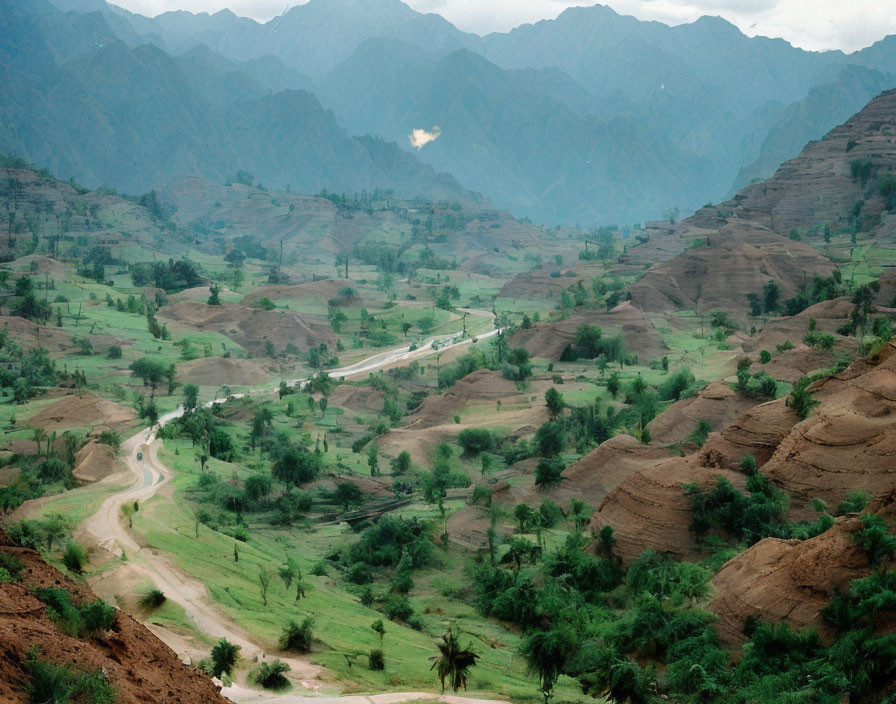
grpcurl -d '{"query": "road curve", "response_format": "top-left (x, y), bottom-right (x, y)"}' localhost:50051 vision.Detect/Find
top-left (76, 324), bottom-right (509, 704)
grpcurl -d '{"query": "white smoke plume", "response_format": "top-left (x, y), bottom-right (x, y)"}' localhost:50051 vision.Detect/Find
top-left (409, 126), bottom-right (442, 149)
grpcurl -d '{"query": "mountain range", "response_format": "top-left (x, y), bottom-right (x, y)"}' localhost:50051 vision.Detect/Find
top-left (3, 0), bottom-right (896, 225)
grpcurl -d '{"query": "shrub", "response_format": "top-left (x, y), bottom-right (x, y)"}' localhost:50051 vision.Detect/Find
top-left (33, 588), bottom-right (116, 638)
top-left (457, 428), bottom-right (495, 455)
top-left (62, 542), bottom-right (88, 573)
top-left (310, 561), bottom-right (327, 576)
top-left (138, 588), bottom-right (166, 610)
top-left (759, 350), bottom-right (771, 364)
top-left (106, 345), bottom-right (123, 359)
top-left (383, 594), bottom-right (413, 622)
top-left (26, 656), bottom-right (117, 704)
top-left (251, 660), bottom-right (291, 689)
top-left (535, 458), bottom-right (564, 486)
top-left (346, 562), bottom-right (373, 585)
top-left (391, 571), bottom-right (414, 595)
top-left (658, 367), bottom-right (696, 401)
top-left (280, 617), bottom-right (314, 653)
top-left (0, 551), bottom-right (24, 580)
top-left (787, 377), bottom-right (818, 419)
top-left (368, 649), bottom-right (385, 671)
top-left (210, 638), bottom-right (240, 678)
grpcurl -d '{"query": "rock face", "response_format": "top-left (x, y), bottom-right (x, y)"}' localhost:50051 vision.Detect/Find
top-left (509, 301), bottom-right (668, 362)
top-left (629, 222), bottom-right (836, 314)
top-left (761, 341), bottom-right (896, 509)
top-left (708, 517), bottom-right (873, 643)
top-left (0, 536), bottom-right (229, 704)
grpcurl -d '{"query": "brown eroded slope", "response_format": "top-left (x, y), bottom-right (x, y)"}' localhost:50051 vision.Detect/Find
top-left (707, 516), bottom-right (876, 643)
top-left (0, 536), bottom-right (229, 704)
top-left (629, 222), bottom-right (835, 314)
top-left (72, 440), bottom-right (127, 483)
top-left (25, 392), bottom-right (137, 432)
top-left (760, 340), bottom-right (896, 509)
top-left (491, 434), bottom-right (669, 509)
top-left (508, 302), bottom-right (668, 362)
top-left (648, 381), bottom-right (761, 445)
top-left (178, 356), bottom-right (268, 387)
top-left (159, 301), bottom-right (335, 356)
top-left (588, 454), bottom-right (746, 564)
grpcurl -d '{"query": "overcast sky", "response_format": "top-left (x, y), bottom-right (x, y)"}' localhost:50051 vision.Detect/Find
top-left (111, 0), bottom-right (896, 53)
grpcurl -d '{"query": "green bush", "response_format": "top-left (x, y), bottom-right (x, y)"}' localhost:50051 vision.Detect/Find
top-left (280, 617), bottom-right (314, 653)
top-left (33, 588), bottom-right (116, 638)
top-left (210, 638), bottom-right (240, 678)
top-left (534, 458), bottom-right (564, 486)
top-left (383, 594), bottom-right (413, 622)
top-left (368, 649), bottom-right (385, 671)
top-left (26, 655), bottom-right (117, 704)
top-left (457, 428), bottom-right (495, 455)
top-left (62, 542), bottom-right (87, 573)
top-left (251, 659), bottom-right (291, 689)
top-left (138, 588), bottom-right (166, 610)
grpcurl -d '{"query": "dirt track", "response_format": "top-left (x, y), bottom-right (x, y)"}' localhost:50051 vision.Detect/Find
top-left (76, 322), bottom-right (508, 704)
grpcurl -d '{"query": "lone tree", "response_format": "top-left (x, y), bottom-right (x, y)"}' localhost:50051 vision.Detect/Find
top-left (429, 626), bottom-right (480, 693)
top-left (334, 481), bottom-right (364, 511)
top-left (210, 638), bottom-right (240, 678)
top-left (544, 387), bottom-right (564, 418)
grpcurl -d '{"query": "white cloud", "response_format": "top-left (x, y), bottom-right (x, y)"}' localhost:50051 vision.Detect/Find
top-left (409, 126), bottom-right (442, 149)
top-left (110, 0), bottom-right (896, 52)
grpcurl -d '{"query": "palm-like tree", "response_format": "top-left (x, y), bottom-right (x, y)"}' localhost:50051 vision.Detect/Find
top-left (429, 626), bottom-right (480, 693)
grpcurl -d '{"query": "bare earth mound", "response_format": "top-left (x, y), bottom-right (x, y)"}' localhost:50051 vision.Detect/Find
top-left (743, 299), bottom-right (854, 355)
top-left (0, 316), bottom-right (73, 357)
top-left (159, 301), bottom-right (335, 356)
top-left (509, 302), bottom-right (668, 362)
top-left (492, 435), bottom-right (668, 510)
top-left (406, 369), bottom-right (523, 429)
top-left (0, 538), bottom-right (229, 704)
top-left (11, 255), bottom-right (66, 280)
top-left (178, 357), bottom-right (268, 387)
top-left (72, 440), bottom-right (126, 483)
top-left (26, 393), bottom-right (137, 432)
top-left (588, 456), bottom-right (745, 564)
top-left (241, 278), bottom-right (358, 306)
top-left (328, 385), bottom-right (386, 414)
top-left (760, 341), bottom-right (896, 509)
top-left (629, 223), bottom-right (836, 314)
top-left (648, 381), bottom-right (761, 445)
top-left (708, 517), bottom-right (873, 643)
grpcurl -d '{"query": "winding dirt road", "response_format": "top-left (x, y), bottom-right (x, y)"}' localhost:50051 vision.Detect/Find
top-left (76, 323), bottom-right (508, 704)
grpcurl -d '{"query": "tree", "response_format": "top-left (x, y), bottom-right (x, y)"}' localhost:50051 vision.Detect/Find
top-left (568, 499), bottom-right (592, 534)
top-left (367, 443), bottom-right (380, 476)
top-left (429, 626), bottom-right (480, 693)
top-left (210, 638), bottom-right (240, 678)
top-left (258, 568), bottom-right (272, 606)
top-left (129, 357), bottom-right (174, 399)
top-left (244, 474), bottom-right (272, 502)
top-left (280, 617), bottom-right (314, 653)
top-left (183, 383), bottom-right (199, 411)
top-left (575, 324), bottom-right (603, 358)
top-left (334, 481), bottom-right (364, 510)
top-left (535, 458), bottom-right (564, 486)
top-left (391, 450), bottom-right (411, 475)
top-left (371, 619), bottom-right (386, 644)
top-left (521, 624), bottom-right (579, 704)
top-left (763, 280), bottom-right (781, 313)
top-left (272, 446), bottom-right (322, 490)
top-left (535, 421), bottom-right (566, 458)
top-left (607, 372), bottom-right (621, 398)
top-left (545, 387), bottom-right (564, 418)
top-left (787, 377), bottom-right (818, 420)
top-left (457, 428), bottom-right (495, 455)
top-left (207, 283), bottom-right (221, 305)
